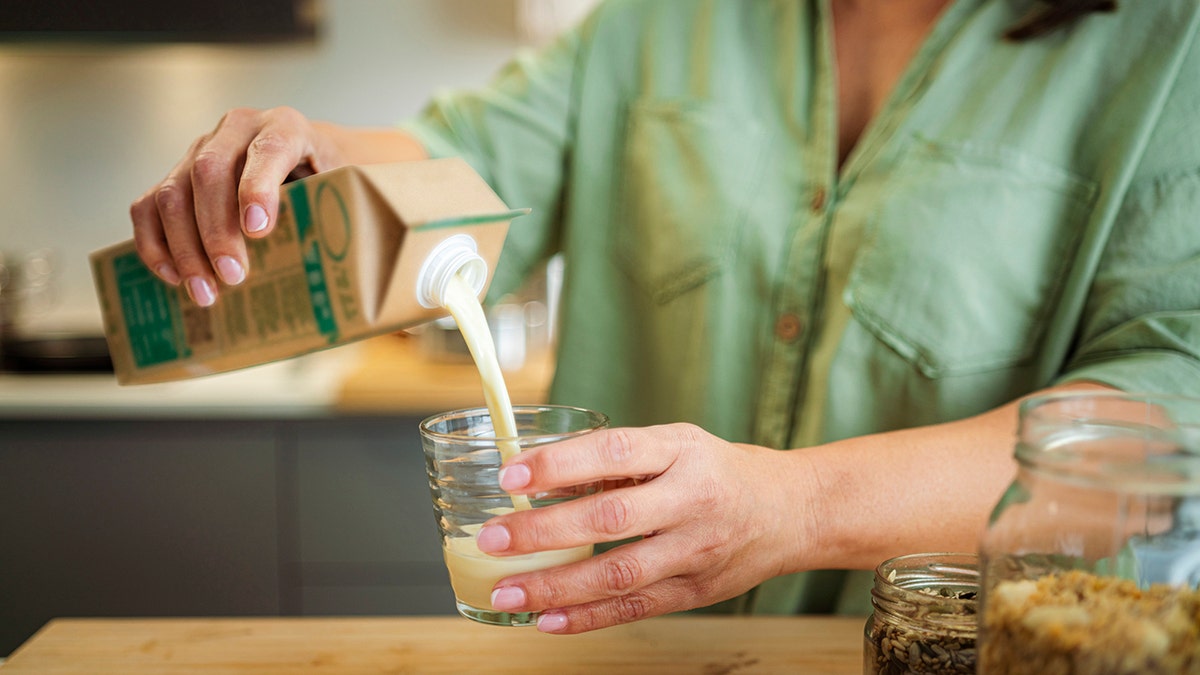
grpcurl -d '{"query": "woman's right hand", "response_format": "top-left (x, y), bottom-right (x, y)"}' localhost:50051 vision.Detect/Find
top-left (129, 106), bottom-right (346, 307)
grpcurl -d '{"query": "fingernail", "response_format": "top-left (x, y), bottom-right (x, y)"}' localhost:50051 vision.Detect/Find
top-left (215, 256), bottom-right (246, 285)
top-left (187, 277), bottom-right (216, 307)
top-left (155, 263), bottom-right (181, 285)
top-left (490, 586), bottom-right (526, 611)
top-left (245, 204), bottom-right (268, 233)
top-left (476, 525), bottom-right (511, 553)
top-left (537, 612), bottom-right (568, 633)
top-left (499, 464), bottom-right (531, 491)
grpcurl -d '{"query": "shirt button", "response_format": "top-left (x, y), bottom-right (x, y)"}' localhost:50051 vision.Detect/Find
top-left (810, 187), bottom-right (828, 213)
top-left (775, 313), bottom-right (803, 342)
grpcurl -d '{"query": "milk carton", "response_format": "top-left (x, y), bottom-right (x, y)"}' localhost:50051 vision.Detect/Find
top-left (90, 158), bottom-right (526, 384)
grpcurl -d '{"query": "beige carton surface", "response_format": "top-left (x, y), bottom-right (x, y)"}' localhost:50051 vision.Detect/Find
top-left (91, 158), bottom-right (527, 385)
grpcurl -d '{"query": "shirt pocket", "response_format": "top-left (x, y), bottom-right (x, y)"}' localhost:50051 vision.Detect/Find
top-left (845, 136), bottom-right (1098, 377)
top-left (612, 99), bottom-right (769, 304)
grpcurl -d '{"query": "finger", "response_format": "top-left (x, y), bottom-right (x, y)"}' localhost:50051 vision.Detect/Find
top-left (191, 112), bottom-right (260, 287)
top-left (534, 581), bottom-right (691, 634)
top-left (480, 479), bottom-right (685, 555)
top-left (130, 187), bottom-right (180, 285)
top-left (500, 424), bottom-right (705, 494)
top-left (492, 533), bottom-right (690, 615)
top-left (156, 157), bottom-right (217, 307)
top-left (238, 106), bottom-right (316, 239)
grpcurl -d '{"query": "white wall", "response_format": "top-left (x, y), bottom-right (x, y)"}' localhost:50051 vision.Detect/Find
top-left (0, 0), bottom-right (525, 332)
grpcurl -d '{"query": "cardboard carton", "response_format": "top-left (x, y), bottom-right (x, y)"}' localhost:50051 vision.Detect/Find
top-left (90, 158), bottom-right (526, 384)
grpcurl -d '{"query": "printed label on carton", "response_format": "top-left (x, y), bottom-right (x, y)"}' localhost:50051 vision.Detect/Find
top-left (112, 250), bottom-right (189, 367)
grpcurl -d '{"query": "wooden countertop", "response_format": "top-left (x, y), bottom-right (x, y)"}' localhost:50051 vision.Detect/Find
top-left (335, 334), bottom-right (555, 414)
top-left (1, 616), bottom-right (863, 674)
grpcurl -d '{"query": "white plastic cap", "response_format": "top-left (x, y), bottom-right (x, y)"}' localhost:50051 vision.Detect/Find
top-left (416, 234), bottom-right (488, 309)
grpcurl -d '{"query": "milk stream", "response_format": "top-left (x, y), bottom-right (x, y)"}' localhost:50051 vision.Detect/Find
top-left (440, 272), bottom-right (532, 511)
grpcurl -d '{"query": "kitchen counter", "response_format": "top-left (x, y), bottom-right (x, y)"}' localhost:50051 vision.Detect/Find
top-left (0, 616), bottom-right (863, 674)
top-left (0, 335), bottom-right (565, 656)
top-left (333, 332), bottom-right (555, 413)
top-left (0, 333), bottom-right (557, 654)
top-left (0, 334), bottom-right (554, 418)
top-left (0, 350), bottom-right (352, 418)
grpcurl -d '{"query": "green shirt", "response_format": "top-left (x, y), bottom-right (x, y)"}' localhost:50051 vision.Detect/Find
top-left (406, 0), bottom-right (1200, 614)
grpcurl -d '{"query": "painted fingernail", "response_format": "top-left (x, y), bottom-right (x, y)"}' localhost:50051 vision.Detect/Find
top-left (490, 586), bottom-right (526, 611)
top-left (536, 612), bottom-right (568, 633)
top-left (245, 204), bottom-right (268, 233)
top-left (155, 263), bottom-right (181, 285)
top-left (476, 525), bottom-right (511, 553)
top-left (215, 256), bottom-right (246, 285)
top-left (498, 464), bottom-right (531, 491)
top-left (187, 277), bottom-right (216, 307)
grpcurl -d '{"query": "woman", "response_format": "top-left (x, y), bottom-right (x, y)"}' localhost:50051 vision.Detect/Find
top-left (130, 0), bottom-right (1200, 633)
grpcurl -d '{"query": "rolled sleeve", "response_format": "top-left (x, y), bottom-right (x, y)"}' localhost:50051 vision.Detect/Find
top-left (1060, 348), bottom-right (1200, 397)
top-left (401, 25), bottom-right (587, 300)
top-left (1058, 169), bottom-right (1200, 398)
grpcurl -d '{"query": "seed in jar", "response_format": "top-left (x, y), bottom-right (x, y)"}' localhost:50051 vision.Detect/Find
top-left (868, 621), bottom-right (976, 673)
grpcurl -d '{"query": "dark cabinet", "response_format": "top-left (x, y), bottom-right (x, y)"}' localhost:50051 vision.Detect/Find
top-left (0, 415), bottom-right (453, 657)
top-left (286, 418), bottom-right (453, 615)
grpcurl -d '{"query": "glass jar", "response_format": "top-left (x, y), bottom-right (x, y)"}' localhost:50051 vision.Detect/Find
top-left (979, 392), bottom-right (1200, 674)
top-left (864, 552), bottom-right (979, 675)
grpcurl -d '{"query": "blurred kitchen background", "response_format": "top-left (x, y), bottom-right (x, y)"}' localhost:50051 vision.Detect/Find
top-left (0, 0), bottom-right (593, 658)
top-left (0, 0), bottom-right (594, 337)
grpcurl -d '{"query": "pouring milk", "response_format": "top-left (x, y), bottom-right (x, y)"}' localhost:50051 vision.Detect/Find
top-left (419, 237), bottom-right (593, 612)
top-left (438, 271), bottom-right (531, 511)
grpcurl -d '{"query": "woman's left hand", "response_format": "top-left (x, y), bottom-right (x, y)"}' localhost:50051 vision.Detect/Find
top-left (473, 423), bottom-right (818, 634)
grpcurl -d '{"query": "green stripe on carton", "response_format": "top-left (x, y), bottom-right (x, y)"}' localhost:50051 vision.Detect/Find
top-left (289, 181), bottom-right (315, 241)
top-left (113, 251), bottom-right (189, 367)
top-left (412, 208), bottom-right (532, 232)
top-left (289, 181), bottom-right (339, 342)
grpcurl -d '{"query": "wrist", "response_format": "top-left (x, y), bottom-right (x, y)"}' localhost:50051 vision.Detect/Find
top-left (308, 120), bottom-right (351, 172)
top-left (313, 121), bottom-right (427, 166)
top-left (762, 444), bottom-right (847, 575)
top-left (773, 437), bottom-right (899, 573)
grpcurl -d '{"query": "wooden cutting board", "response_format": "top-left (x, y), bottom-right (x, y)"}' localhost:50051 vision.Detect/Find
top-left (3, 616), bottom-right (863, 674)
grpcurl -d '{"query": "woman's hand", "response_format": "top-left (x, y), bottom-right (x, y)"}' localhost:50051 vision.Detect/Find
top-left (129, 106), bottom-right (345, 307)
top-left (474, 423), bottom-right (819, 634)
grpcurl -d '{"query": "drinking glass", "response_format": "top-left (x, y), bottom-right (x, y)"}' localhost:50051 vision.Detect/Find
top-left (419, 404), bottom-right (608, 626)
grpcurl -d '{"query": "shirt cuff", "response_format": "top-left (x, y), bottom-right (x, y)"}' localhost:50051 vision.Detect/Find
top-left (399, 117), bottom-right (465, 162)
top-left (1055, 350), bottom-right (1200, 399)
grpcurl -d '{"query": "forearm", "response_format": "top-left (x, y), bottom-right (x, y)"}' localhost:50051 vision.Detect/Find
top-left (311, 121), bottom-right (428, 167)
top-left (781, 380), bottom-right (1115, 572)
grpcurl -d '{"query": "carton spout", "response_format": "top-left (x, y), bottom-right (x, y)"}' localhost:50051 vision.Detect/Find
top-left (416, 234), bottom-right (487, 309)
